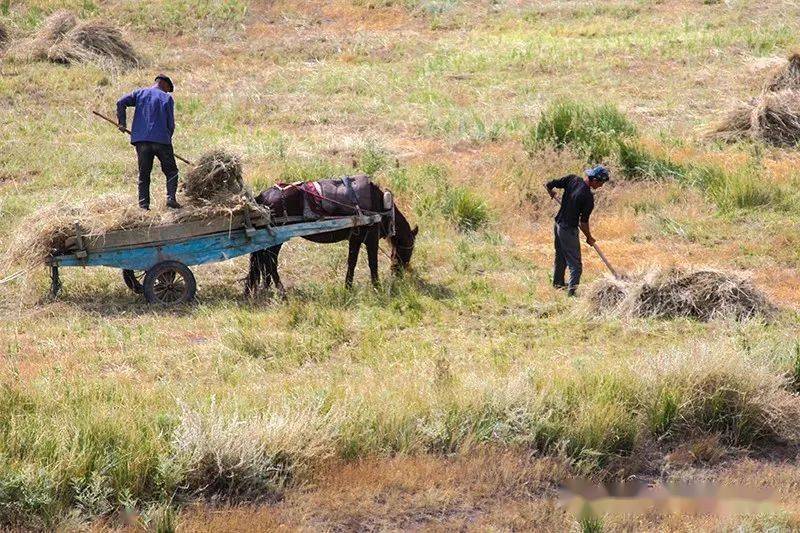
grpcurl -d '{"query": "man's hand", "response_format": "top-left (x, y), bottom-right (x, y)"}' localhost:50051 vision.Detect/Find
top-left (586, 236), bottom-right (596, 246)
top-left (547, 188), bottom-right (557, 199)
top-left (118, 124), bottom-right (127, 133)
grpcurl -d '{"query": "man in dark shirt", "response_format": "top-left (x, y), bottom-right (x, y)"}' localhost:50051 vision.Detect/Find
top-left (545, 165), bottom-right (609, 295)
top-left (117, 74), bottom-right (181, 210)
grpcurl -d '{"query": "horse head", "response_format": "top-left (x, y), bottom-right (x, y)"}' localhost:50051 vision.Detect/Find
top-left (388, 207), bottom-right (417, 273)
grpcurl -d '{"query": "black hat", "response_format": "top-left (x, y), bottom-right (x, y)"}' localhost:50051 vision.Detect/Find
top-left (155, 74), bottom-right (174, 92)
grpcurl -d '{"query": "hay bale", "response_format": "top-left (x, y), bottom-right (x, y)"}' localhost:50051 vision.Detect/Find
top-left (764, 53), bottom-right (800, 93)
top-left (750, 90), bottom-right (800, 147)
top-left (184, 150), bottom-right (244, 205)
top-left (589, 267), bottom-right (776, 321)
top-left (48, 20), bottom-right (139, 68)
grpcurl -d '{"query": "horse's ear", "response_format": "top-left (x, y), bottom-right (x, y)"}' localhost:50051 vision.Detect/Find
top-left (412, 225), bottom-right (419, 237)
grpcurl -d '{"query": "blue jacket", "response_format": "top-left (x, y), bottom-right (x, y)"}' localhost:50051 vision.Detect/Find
top-left (116, 85), bottom-right (175, 145)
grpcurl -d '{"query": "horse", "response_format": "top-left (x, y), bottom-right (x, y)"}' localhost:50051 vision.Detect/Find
top-left (244, 176), bottom-right (417, 297)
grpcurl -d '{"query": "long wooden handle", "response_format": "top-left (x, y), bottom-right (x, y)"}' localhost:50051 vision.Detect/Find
top-left (590, 243), bottom-right (621, 279)
top-left (92, 111), bottom-right (193, 165)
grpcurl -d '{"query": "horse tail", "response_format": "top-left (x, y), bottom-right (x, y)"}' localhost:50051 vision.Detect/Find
top-left (245, 250), bottom-right (269, 295)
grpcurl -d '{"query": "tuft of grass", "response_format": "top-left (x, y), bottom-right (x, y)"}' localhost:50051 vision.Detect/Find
top-left (525, 100), bottom-right (637, 163)
top-left (687, 164), bottom-right (785, 212)
top-left (617, 141), bottom-right (686, 181)
top-left (443, 186), bottom-right (490, 231)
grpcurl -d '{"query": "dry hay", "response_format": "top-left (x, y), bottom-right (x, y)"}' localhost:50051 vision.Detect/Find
top-left (184, 150), bottom-right (245, 205)
top-left (588, 267), bottom-right (776, 321)
top-left (4, 193), bottom-right (268, 269)
top-left (763, 53), bottom-right (800, 93)
top-left (709, 53), bottom-right (800, 145)
top-left (4, 193), bottom-right (159, 268)
top-left (6, 10), bottom-right (76, 61)
top-left (708, 91), bottom-right (800, 147)
top-left (750, 90), bottom-right (800, 147)
top-left (5, 11), bottom-right (138, 69)
top-left (706, 99), bottom-right (755, 143)
top-left (48, 21), bottom-right (138, 68)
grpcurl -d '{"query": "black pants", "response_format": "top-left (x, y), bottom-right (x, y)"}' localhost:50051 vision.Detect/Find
top-left (553, 223), bottom-right (582, 289)
top-left (134, 142), bottom-right (179, 209)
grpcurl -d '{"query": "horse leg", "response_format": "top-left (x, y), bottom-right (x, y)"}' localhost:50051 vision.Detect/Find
top-left (366, 228), bottom-right (380, 288)
top-left (345, 233), bottom-right (363, 289)
top-left (267, 244), bottom-right (286, 299)
top-left (245, 251), bottom-right (262, 297)
top-left (258, 250), bottom-right (273, 293)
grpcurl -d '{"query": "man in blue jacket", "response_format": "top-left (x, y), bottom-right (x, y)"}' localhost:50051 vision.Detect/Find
top-left (117, 74), bottom-right (181, 210)
top-left (545, 165), bottom-right (609, 296)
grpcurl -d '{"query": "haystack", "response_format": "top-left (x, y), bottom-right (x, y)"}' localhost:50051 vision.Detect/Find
top-left (48, 21), bottom-right (138, 68)
top-left (588, 267), bottom-right (775, 321)
top-left (707, 100), bottom-right (755, 142)
top-left (5, 11), bottom-right (138, 69)
top-left (750, 90), bottom-right (800, 147)
top-left (184, 150), bottom-right (244, 205)
top-left (764, 53), bottom-right (800, 93)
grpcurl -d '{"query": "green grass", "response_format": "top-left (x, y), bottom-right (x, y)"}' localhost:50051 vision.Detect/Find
top-left (525, 99), bottom-right (637, 163)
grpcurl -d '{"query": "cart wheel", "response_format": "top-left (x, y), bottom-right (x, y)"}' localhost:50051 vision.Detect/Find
top-left (122, 269), bottom-right (145, 294)
top-left (142, 261), bottom-right (196, 305)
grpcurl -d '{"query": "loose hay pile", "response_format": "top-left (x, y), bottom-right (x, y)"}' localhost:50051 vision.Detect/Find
top-left (184, 150), bottom-right (244, 205)
top-left (6, 11), bottom-right (138, 69)
top-left (764, 53), bottom-right (800, 93)
top-left (588, 268), bottom-right (776, 321)
top-left (710, 53), bottom-right (800, 146)
top-left (5, 194), bottom-right (160, 267)
top-left (4, 150), bottom-right (267, 268)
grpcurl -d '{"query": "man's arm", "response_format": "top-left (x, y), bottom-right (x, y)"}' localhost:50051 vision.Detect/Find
top-left (579, 221), bottom-right (595, 246)
top-left (166, 97), bottom-right (175, 136)
top-left (116, 90), bottom-right (138, 131)
top-left (544, 176), bottom-right (568, 198)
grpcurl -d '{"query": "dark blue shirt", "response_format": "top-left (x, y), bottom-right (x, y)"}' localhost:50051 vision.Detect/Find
top-left (116, 85), bottom-right (175, 145)
top-left (546, 174), bottom-right (595, 228)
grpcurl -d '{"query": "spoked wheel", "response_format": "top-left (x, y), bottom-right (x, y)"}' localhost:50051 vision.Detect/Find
top-left (122, 269), bottom-right (145, 294)
top-left (142, 261), bottom-right (196, 306)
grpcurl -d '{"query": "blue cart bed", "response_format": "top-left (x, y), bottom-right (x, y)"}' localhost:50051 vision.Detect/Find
top-left (47, 212), bottom-right (383, 305)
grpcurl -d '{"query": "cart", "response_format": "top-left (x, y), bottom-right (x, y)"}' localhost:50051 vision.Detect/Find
top-left (47, 210), bottom-right (384, 305)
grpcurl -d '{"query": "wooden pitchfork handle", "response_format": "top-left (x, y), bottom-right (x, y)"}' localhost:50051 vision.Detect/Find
top-left (92, 110), bottom-right (194, 166)
top-left (549, 193), bottom-right (622, 280)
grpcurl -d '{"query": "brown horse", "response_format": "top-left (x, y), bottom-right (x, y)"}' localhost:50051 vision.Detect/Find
top-left (245, 176), bottom-right (417, 296)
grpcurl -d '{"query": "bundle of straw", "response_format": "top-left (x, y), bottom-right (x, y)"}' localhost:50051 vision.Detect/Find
top-left (6, 11), bottom-right (138, 70)
top-left (184, 150), bottom-right (244, 205)
top-left (588, 267), bottom-right (776, 321)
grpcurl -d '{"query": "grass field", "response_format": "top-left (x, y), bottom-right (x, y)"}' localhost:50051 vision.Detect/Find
top-left (3, 0), bottom-right (800, 530)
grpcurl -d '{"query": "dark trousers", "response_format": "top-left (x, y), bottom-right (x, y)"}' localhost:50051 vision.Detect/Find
top-left (553, 223), bottom-right (582, 288)
top-left (134, 142), bottom-right (179, 209)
